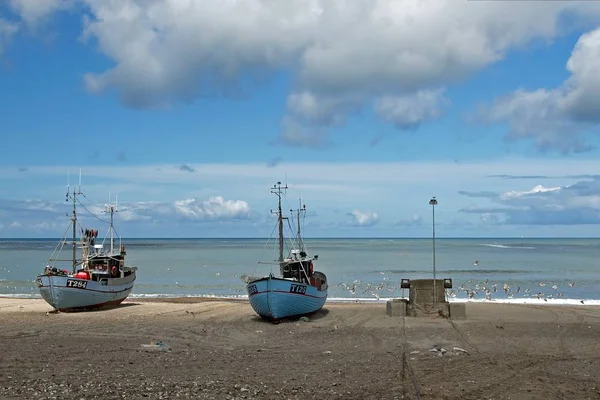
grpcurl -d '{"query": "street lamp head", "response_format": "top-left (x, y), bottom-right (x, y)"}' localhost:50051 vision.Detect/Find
top-left (429, 197), bottom-right (438, 206)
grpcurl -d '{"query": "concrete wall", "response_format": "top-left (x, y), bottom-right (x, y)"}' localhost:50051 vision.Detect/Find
top-left (408, 279), bottom-right (447, 306)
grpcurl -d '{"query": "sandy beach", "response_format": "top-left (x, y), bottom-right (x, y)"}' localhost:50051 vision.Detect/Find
top-left (1, 298), bottom-right (599, 400)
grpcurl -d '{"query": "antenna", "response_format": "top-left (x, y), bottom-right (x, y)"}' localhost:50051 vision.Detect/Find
top-left (105, 193), bottom-right (119, 254)
top-left (290, 196), bottom-right (306, 251)
top-left (66, 169), bottom-right (84, 273)
top-left (66, 171), bottom-right (70, 202)
top-left (271, 181), bottom-right (288, 265)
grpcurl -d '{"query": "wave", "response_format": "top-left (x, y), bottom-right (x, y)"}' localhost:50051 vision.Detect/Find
top-left (479, 243), bottom-right (536, 249)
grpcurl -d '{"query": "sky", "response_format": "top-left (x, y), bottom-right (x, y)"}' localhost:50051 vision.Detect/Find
top-left (2, 0), bottom-right (600, 238)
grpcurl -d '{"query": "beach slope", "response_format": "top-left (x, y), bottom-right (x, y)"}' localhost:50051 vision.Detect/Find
top-left (1, 298), bottom-right (599, 399)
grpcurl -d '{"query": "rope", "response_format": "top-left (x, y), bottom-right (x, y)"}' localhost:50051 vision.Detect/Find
top-left (254, 222), bottom-right (278, 276)
top-left (76, 196), bottom-right (110, 225)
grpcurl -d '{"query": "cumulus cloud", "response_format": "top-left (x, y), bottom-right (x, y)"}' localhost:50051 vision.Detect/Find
top-left (173, 197), bottom-right (251, 220)
top-left (374, 90), bottom-right (447, 130)
top-left (347, 209), bottom-right (379, 227)
top-left (7, 0), bottom-right (71, 26)
top-left (108, 197), bottom-right (253, 222)
top-left (478, 27), bottom-right (600, 154)
top-left (0, 195), bottom-right (254, 236)
top-left (459, 180), bottom-right (600, 225)
top-left (74, 0), bottom-right (600, 146)
top-left (0, 200), bottom-right (68, 235)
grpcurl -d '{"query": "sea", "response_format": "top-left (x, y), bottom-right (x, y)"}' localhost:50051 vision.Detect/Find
top-left (1, 238), bottom-right (599, 305)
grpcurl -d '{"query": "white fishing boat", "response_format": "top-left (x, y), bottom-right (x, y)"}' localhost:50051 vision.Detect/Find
top-left (243, 182), bottom-right (328, 321)
top-left (36, 182), bottom-right (137, 312)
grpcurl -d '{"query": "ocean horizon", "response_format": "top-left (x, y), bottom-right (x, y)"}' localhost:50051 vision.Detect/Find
top-left (2, 237), bottom-right (599, 305)
top-left (2, 236), bottom-right (600, 240)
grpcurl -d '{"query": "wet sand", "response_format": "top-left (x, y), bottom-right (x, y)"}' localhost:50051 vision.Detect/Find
top-left (1, 298), bottom-right (599, 399)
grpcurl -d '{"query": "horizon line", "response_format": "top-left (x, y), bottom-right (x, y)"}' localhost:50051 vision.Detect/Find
top-left (1, 236), bottom-right (599, 240)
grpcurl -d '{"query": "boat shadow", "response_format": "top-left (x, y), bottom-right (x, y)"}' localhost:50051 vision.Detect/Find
top-left (251, 307), bottom-right (330, 324)
top-left (57, 302), bottom-right (142, 314)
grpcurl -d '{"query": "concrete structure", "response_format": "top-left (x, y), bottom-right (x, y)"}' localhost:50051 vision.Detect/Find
top-left (385, 298), bottom-right (407, 317)
top-left (408, 279), bottom-right (447, 306)
top-left (386, 278), bottom-right (467, 319)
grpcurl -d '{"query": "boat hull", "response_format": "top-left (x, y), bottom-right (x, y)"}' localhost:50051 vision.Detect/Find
top-left (36, 273), bottom-right (136, 312)
top-left (246, 275), bottom-right (327, 320)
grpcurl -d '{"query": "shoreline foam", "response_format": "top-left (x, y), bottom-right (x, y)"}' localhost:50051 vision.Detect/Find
top-left (2, 293), bottom-right (599, 306)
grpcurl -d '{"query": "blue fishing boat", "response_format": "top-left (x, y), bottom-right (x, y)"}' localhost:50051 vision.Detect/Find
top-left (244, 182), bottom-right (328, 321)
top-left (36, 181), bottom-right (137, 312)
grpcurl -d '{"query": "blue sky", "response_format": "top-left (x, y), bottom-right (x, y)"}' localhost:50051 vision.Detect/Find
top-left (2, 0), bottom-right (600, 238)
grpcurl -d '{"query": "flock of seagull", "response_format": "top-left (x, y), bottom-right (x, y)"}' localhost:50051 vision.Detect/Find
top-left (335, 276), bottom-right (579, 302)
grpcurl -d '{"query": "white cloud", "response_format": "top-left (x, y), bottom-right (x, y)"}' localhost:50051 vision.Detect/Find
top-left (8, 0), bottom-right (72, 26)
top-left (348, 209), bottom-right (379, 227)
top-left (479, 27), bottom-right (600, 153)
top-left (98, 197), bottom-right (253, 223)
top-left (500, 184), bottom-right (561, 200)
top-left (0, 194), bottom-right (254, 237)
top-left (480, 213), bottom-right (499, 226)
top-left (173, 197), bottom-right (251, 220)
top-left (459, 180), bottom-right (600, 225)
top-left (75, 0), bottom-right (600, 146)
top-left (374, 90), bottom-right (447, 130)
top-left (0, 0), bottom-right (75, 57)
top-left (3, 159), bottom-right (600, 236)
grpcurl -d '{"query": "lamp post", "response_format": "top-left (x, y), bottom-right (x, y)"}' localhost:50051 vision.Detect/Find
top-left (429, 196), bottom-right (438, 308)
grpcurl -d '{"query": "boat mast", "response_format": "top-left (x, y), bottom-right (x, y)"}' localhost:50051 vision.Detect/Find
top-left (107, 195), bottom-right (118, 254)
top-left (292, 198), bottom-right (306, 251)
top-left (271, 181), bottom-right (288, 263)
top-left (68, 170), bottom-right (83, 273)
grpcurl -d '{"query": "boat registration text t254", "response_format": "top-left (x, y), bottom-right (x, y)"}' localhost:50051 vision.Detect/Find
top-left (247, 284), bottom-right (258, 294)
top-left (289, 284), bottom-right (307, 294)
top-left (66, 279), bottom-right (88, 289)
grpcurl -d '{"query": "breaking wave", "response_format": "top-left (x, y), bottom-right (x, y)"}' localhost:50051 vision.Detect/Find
top-left (479, 243), bottom-right (536, 250)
